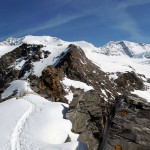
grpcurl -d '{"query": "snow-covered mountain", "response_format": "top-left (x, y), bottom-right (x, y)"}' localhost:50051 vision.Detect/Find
top-left (0, 37), bottom-right (24, 46)
top-left (101, 40), bottom-right (150, 58)
top-left (0, 35), bottom-right (150, 150)
top-left (1, 36), bottom-right (150, 58)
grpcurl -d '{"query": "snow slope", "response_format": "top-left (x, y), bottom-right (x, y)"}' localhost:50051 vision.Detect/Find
top-left (0, 80), bottom-right (87, 150)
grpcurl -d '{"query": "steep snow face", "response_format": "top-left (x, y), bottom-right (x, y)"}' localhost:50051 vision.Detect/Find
top-left (0, 80), bottom-right (86, 150)
top-left (101, 41), bottom-right (150, 57)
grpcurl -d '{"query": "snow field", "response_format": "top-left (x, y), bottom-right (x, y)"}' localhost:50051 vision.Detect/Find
top-left (0, 80), bottom-right (86, 150)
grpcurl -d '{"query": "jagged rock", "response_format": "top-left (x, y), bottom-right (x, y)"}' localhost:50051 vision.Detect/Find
top-left (44, 50), bottom-right (51, 58)
top-left (101, 94), bottom-right (150, 150)
top-left (0, 44), bottom-right (44, 91)
top-left (147, 78), bottom-right (150, 83)
top-left (115, 72), bottom-right (145, 92)
top-left (56, 44), bottom-right (117, 100)
top-left (38, 66), bottom-right (67, 102)
top-left (66, 90), bottom-right (109, 150)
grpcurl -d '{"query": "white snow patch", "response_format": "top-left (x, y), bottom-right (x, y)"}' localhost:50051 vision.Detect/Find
top-left (62, 77), bottom-right (94, 92)
top-left (14, 59), bottom-right (26, 70)
top-left (109, 73), bottom-right (118, 80)
top-left (132, 90), bottom-right (150, 102)
top-left (64, 91), bottom-right (74, 103)
top-left (132, 83), bottom-right (150, 102)
top-left (80, 59), bottom-right (86, 64)
top-left (1, 80), bottom-right (33, 99)
top-left (62, 77), bottom-right (94, 103)
top-left (102, 89), bottom-right (106, 95)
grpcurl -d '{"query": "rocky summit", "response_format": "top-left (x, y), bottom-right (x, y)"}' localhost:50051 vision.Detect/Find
top-left (0, 35), bottom-right (150, 150)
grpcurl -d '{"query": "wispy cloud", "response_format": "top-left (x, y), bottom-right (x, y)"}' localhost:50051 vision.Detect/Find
top-left (9, 13), bottom-right (85, 38)
top-left (116, 0), bottom-right (150, 41)
top-left (94, 0), bottom-right (150, 41)
top-left (4, 0), bottom-right (150, 42)
top-left (9, 3), bottom-right (100, 38)
top-left (118, 0), bottom-right (150, 8)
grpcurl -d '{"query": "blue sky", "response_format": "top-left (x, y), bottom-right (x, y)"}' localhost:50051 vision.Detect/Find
top-left (0, 0), bottom-right (150, 46)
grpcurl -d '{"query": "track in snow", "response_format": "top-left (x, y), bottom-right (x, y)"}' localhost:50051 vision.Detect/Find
top-left (10, 97), bottom-right (36, 150)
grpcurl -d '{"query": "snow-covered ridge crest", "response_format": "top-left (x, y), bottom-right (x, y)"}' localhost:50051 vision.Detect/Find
top-left (23, 35), bottom-right (66, 45)
top-left (0, 35), bottom-right (66, 46)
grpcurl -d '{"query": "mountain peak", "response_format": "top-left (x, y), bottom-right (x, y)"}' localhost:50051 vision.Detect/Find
top-left (23, 35), bottom-right (64, 45)
top-left (0, 35), bottom-right (65, 46)
top-left (0, 37), bottom-right (24, 46)
top-left (101, 40), bottom-right (150, 57)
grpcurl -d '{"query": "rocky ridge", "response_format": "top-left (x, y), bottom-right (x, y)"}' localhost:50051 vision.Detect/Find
top-left (0, 36), bottom-right (150, 150)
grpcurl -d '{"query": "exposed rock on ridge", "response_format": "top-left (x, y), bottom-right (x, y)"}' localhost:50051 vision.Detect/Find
top-left (56, 44), bottom-right (117, 99)
top-left (102, 94), bottom-right (150, 150)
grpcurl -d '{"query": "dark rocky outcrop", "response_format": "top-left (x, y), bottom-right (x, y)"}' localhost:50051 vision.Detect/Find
top-left (25, 45), bottom-right (123, 150)
top-left (115, 72), bottom-right (145, 92)
top-left (0, 43), bottom-right (52, 102)
top-left (0, 44), bottom-right (45, 95)
top-left (38, 66), bottom-right (67, 103)
top-left (29, 44), bottom-right (117, 103)
top-left (56, 44), bottom-right (117, 100)
top-left (101, 94), bottom-right (150, 150)
top-left (66, 90), bottom-right (109, 150)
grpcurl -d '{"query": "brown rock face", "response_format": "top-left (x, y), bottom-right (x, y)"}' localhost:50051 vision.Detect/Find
top-left (115, 72), bottom-right (145, 92)
top-left (38, 66), bottom-right (67, 103)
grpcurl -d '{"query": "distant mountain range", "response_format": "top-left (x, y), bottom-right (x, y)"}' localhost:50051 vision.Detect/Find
top-left (1, 35), bottom-right (150, 58)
